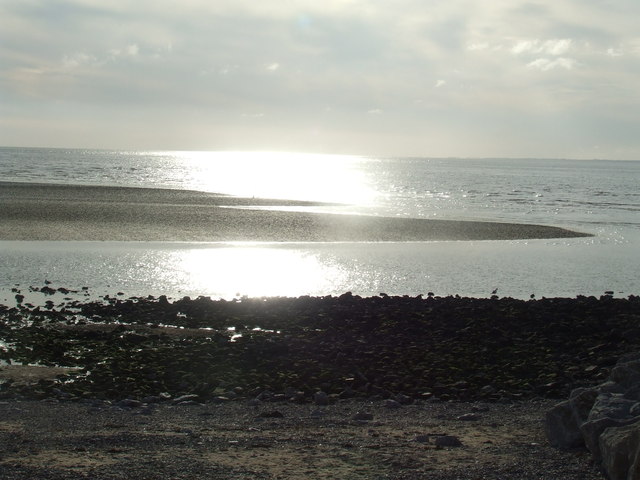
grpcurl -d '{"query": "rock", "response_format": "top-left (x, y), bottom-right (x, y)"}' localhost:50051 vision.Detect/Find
top-left (314, 391), bottom-right (330, 406)
top-left (547, 352), bottom-right (640, 479)
top-left (588, 393), bottom-right (637, 422)
top-left (211, 396), bottom-right (230, 404)
top-left (570, 387), bottom-right (600, 424)
top-left (352, 411), bottom-right (374, 421)
top-left (545, 399), bottom-right (585, 449)
top-left (581, 417), bottom-right (638, 462)
top-left (598, 381), bottom-right (626, 395)
top-left (580, 393), bottom-right (640, 460)
top-left (258, 410), bottom-right (284, 418)
top-left (480, 385), bottom-right (496, 395)
top-left (599, 419), bottom-right (640, 480)
top-left (171, 394), bottom-right (199, 405)
top-left (545, 386), bottom-right (600, 449)
top-left (394, 393), bottom-right (413, 405)
top-left (435, 435), bottom-right (462, 448)
top-left (256, 390), bottom-right (274, 402)
top-left (384, 399), bottom-right (402, 409)
top-left (115, 398), bottom-right (142, 408)
top-left (457, 413), bottom-right (481, 421)
top-left (414, 435), bottom-right (430, 443)
top-left (141, 395), bottom-right (164, 404)
top-left (611, 360), bottom-right (640, 390)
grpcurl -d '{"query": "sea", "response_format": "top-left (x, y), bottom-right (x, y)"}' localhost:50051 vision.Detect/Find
top-left (1, 146), bottom-right (639, 305)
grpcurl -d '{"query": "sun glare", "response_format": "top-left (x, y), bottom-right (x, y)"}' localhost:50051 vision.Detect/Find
top-left (176, 245), bottom-right (347, 298)
top-left (174, 151), bottom-right (375, 205)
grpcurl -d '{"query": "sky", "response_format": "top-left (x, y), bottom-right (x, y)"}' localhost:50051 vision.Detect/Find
top-left (1, 0), bottom-right (640, 159)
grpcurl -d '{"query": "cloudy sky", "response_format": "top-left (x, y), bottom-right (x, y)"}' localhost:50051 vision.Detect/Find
top-left (1, 1), bottom-right (639, 159)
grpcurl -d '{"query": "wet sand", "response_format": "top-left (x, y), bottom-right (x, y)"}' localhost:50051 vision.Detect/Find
top-left (0, 182), bottom-right (591, 242)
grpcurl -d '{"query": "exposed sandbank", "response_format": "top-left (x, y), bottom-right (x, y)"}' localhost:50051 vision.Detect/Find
top-left (0, 182), bottom-right (591, 242)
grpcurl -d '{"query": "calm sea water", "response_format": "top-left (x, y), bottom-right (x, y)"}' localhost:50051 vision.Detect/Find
top-left (1, 147), bottom-right (639, 303)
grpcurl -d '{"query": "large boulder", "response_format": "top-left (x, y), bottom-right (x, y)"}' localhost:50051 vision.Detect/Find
top-left (546, 353), bottom-right (640, 479)
top-left (599, 420), bottom-right (640, 480)
top-left (545, 387), bottom-right (598, 449)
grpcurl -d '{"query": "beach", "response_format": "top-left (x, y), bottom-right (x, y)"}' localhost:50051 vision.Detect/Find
top-left (2, 294), bottom-right (639, 478)
top-left (0, 397), bottom-right (602, 480)
top-left (0, 182), bottom-right (590, 242)
top-left (0, 180), bottom-right (628, 479)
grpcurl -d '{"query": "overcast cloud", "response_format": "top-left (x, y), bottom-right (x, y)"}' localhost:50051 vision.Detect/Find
top-left (1, 0), bottom-right (639, 159)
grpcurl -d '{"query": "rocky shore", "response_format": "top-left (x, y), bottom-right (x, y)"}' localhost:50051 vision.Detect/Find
top-left (0, 292), bottom-right (640, 479)
top-left (3, 293), bottom-right (639, 403)
top-left (1, 292), bottom-right (639, 478)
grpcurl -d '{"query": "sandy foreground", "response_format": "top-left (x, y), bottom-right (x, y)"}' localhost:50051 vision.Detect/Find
top-left (0, 182), bottom-right (590, 242)
top-left (0, 396), bottom-right (602, 480)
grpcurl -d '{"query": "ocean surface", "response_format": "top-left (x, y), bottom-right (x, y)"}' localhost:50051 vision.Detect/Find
top-left (1, 147), bottom-right (639, 304)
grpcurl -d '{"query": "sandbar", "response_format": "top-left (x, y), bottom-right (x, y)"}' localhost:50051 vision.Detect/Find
top-left (0, 182), bottom-right (591, 242)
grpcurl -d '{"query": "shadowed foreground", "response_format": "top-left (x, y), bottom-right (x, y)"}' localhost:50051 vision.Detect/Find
top-left (1, 294), bottom-right (638, 402)
top-left (0, 398), bottom-right (602, 480)
top-left (2, 294), bottom-right (632, 479)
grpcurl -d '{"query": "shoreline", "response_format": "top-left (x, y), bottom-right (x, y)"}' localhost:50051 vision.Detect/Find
top-left (1, 293), bottom-right (629, 479)
top-left (0, 182), bottom-right (591, 242)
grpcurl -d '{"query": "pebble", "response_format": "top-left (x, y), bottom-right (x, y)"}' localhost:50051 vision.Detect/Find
top-left (211, 396), bottom-right (230, 403)
top-left (352, 411), bottom-right (374, 421)
top-left (258, 410), bottom-right (284, 418)
top-left (457, 413), bottom-right (481, 421)
top-left (435, 435), bottom-right (462, 448)
top-left (314, 391), bottom-right (330, 406)
top-left (116, 399), bottom-right (143, 408)
top-left (171, 394), bottom-right (199, 405)
top-left (384, 399), bottom-right (402, 409)
top-left (395, 394), bottom-right (413, 405)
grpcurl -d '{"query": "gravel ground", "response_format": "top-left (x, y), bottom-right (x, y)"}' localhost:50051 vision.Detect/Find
top-left (0, 397), bottom-right (604, 480)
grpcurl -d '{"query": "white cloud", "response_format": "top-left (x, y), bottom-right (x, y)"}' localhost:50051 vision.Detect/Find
top-left (512, 39), bottom-right (572, 56)
top-left (126, 44), bottom-right (139, 56)
top-left (435, 79), bottom-right (446, 88)
top-left (467, 42), bottom-right (489, 51)
top-left (109, 44), bottom-right (140, 60)
top-left (527, 57), bottom-right (578, 71)
top-left (62, 52), bottom-right (98, 68)
top-left (266, 63), bottom-right (280, 72)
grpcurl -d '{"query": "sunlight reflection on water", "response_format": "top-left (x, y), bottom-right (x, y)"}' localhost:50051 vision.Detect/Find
top-left (167, 151), bottom-right (377, 205)
top-left (175, 246), bottom-right (348, 298)
top-left (2, 236), bottom-right (639, 307)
